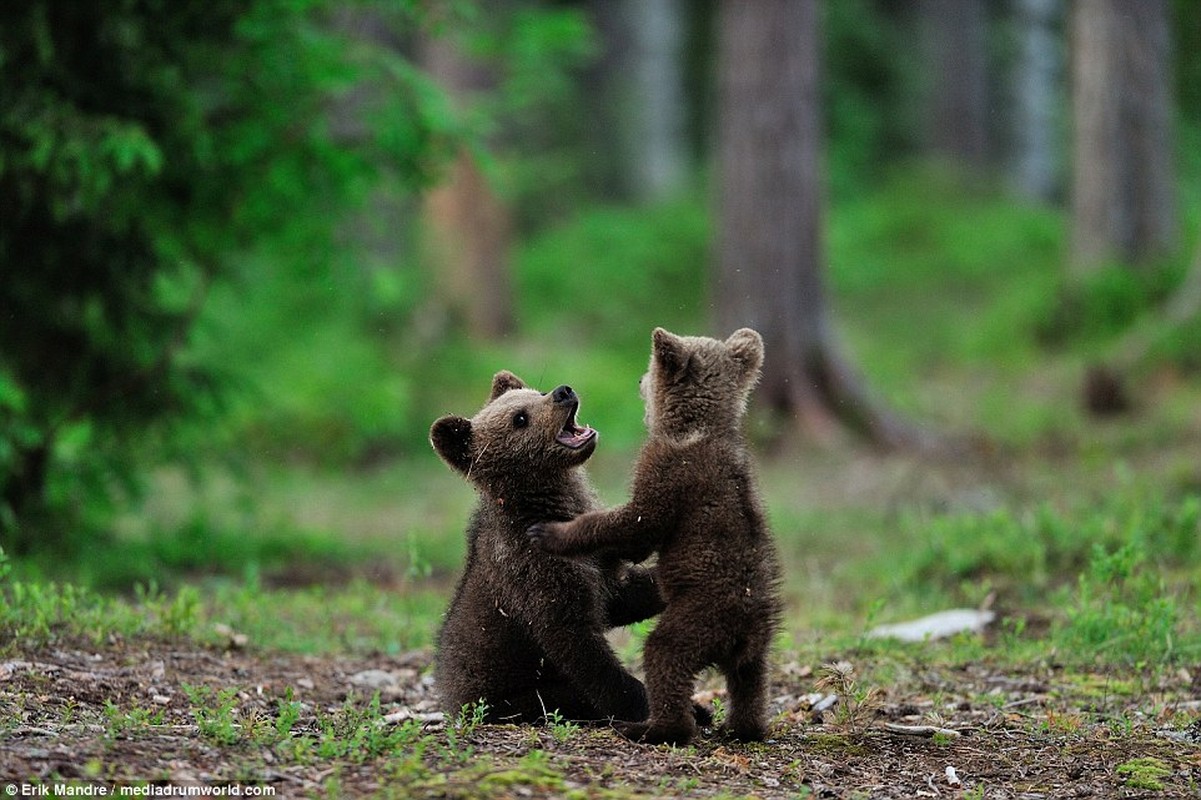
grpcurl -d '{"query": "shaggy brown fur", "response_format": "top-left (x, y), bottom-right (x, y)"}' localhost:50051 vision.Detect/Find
top-left (430, 371), bottom-right (663, 724)
top-left (528, 328), bottom-right (783, 745)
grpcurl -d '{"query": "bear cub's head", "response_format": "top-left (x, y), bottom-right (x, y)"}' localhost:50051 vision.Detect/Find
top-left (641, 327), bottom-right (764, 435)
top-left (430, 371), bottom-right (598, 486)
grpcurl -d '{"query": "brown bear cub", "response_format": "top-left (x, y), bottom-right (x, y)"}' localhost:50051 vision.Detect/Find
top-left (430, 371), bottom-right (666, 724)
top-left (528, 328), bottom-right (782, 745)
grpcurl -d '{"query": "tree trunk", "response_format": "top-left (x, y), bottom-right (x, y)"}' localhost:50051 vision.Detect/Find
top-left (1010, 0), bottom-right (1064, 202)
top-left (626, 0), bottom-right (688, 201)
top-left (1, 443), bottom-right (50, 555)
top-left (422, 35), bottom-right (515, 339)
top-left (915, 0), bottom-right (992, 169)
top-left (715, 0), bottom-right (921, 449)
top-left (1070, 0), bottom-right (1177, 272)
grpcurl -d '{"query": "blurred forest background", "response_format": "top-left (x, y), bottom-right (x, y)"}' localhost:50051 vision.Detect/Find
top-left (1, 0), bottom-right (1200, 654)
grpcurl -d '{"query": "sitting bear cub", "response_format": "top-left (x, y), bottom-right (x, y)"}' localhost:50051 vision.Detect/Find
top-left (430, 371), bottom-right (664, 723)
top-left (529, 328), bottom-right (782, 745)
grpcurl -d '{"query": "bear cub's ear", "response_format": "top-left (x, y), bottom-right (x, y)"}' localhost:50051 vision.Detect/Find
top-left (490, 370), bottom-right (528, 401)
top-left (430, 415), bottom-right (474, 473)
top-left (726, 328), bottom-right (764, 383)
top-left (652, 327), bottom-right (690, 376)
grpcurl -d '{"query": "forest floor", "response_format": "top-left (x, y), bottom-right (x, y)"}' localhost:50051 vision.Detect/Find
top-left (3, 636), bottom-right (1199, 799)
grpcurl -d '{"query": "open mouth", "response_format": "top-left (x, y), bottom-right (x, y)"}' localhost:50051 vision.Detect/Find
top-left (555, 403), bottom-right (597, 449)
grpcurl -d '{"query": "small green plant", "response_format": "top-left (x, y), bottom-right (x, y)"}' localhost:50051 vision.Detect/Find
top-left (1116, 757), bottom-right (1172, 791)
top-left (710, 696), bottom-right (727, 728)
top-left (1056, 542), bottom-right (1181, 665)
top-left (314, 692), bottom-right (420, 763)
top-left (135, 582), bottom-right (202, 637)
top-left (441, 700), bottom-right (488, 765)
top-left (102, 699), bottom-right (165, 738)
top-left (813, 661), bottom-right (883, 735)
top-left (544, 709), bottom-right (580, 743)
top-left (455, 699), bottom-right (489, 736)
top-left (274, 687), bottom-right (303, 740)
top-left (183, 684), bottom-right (242, 745)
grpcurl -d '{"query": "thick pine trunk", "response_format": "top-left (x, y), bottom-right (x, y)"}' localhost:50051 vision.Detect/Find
top-left (422, 35), bottom-right (515, 339)
top-left (715, 0), bottom-right (922, 449)
top-left (916, 0), bottom-right (992, 169)
top-left (1070, 0), bottom-right (1176, 272)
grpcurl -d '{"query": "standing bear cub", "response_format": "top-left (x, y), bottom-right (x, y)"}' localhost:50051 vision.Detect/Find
top-left (430, 371), bottom-right (665, 724)
top-left (528, 328), bottom-right (782, 745)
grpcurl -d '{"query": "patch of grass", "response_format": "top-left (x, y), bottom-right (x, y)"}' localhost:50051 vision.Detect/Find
top-left (206, 576), bottom-right (445, 653)
top-left (1054, 542), bottom-right (1185, 666)
top-left (897, 490), bottom-right (1201, 606)
top-left (183, 684), bottom-right (242, 746)
top-left (315, 693), bottom-right (419, 763)
top-left (544, 709), bottom-right (581, 743)
top-left (1116, 757), bottom-right (1173, 791)
top-left (102, 700), bottom-right (166, 739)
top-left (0, 557), bottom-right (443, 655)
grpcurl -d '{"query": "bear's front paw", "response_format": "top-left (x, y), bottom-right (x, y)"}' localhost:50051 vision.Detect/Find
top-left (526, 522), bottom-right (571, 554)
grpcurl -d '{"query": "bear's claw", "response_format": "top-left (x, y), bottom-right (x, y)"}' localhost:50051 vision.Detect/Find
top-left (526, 522), bottom-right (564, 552)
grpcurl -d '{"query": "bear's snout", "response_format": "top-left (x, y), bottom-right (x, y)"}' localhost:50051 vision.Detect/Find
top-left (551, 385), bottom-right (577, 405)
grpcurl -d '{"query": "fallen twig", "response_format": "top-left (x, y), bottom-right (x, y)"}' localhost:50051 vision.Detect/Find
top-left (883, 723), bottom-right (962, 739)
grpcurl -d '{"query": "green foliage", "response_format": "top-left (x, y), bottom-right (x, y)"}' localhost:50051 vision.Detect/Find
top-left (516, 198), bottom-right (709, 345)
top-left (315, 692), bottom-right (416, 762)
top-left (1035, 262), bottom-right (1184, 347)
top-left (1117, 757), bottom-right (1173, 791)
top-left (829, 166), bottom-right (1064, 375)
top-left (103, 699), bottom-right (165, 739)
top-left (544, 709), bottom-right (581, 743)
top-left (1054, 542), bottom-right (1183, 665)
top-left (902, 491), bottom-right (1201, 601)
top-left (184, 684), bottom-right (243, 745)
top-left (823, 0), bottom-right (916, 197)
top-left (0, 558), bottom-right (441, 654)
top-left (0, 0), bottom-right (456, 551)
top-left (464, 5), bottom-right (598, 230)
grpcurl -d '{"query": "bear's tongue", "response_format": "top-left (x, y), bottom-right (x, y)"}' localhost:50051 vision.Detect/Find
top-left (556, 408), bottom-right (597, 449)
top-left (556, 422), bottom-right (596, 448)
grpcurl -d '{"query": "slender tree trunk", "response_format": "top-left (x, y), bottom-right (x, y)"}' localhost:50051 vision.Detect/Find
top-left (1070, 0), bottom-right (1176, 272)
top-left (915, 0), bottom-right (992, 169)
top-left (1010, 0), bottom-right (1063, 202)
top-left (422, 35), bottom-right (515, 339)
top-left (627, 0), bottom-right (688, 201)
top-left (715, 0), bottom-right (921, 449)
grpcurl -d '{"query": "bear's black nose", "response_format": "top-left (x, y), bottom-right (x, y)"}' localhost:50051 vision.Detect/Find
top-left (551, 385), bottom-right (577, 405)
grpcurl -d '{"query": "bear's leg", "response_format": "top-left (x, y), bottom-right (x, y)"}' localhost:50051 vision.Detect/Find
top-left (604, 564), bottom-right (666, 627)
top-left (486, 682), bottom-right (606, 725)
top-left (616, 614), bottom-right (705, 745)
top-left (538, 629), bottom-right (651, 723)
top-left (720, 647), bottom-right (770, 742)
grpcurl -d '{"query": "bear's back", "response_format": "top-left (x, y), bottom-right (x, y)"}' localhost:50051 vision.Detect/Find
top-left (639, 435), bottom-right (779, 606)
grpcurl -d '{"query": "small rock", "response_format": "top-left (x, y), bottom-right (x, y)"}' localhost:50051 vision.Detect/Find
top-left (212, 623), bottom-right (250, 649)
top-left (349, 669), bottom-right (398, 690)
top-left (812, 693), bottom-right (839, 713)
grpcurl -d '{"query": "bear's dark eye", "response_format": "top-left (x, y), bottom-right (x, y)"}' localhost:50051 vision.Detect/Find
top-left (512, 410), bottom-right (529, 429)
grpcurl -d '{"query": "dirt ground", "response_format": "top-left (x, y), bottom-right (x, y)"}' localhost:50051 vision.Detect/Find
top-left (2, 637), bottom-right (1199, 799)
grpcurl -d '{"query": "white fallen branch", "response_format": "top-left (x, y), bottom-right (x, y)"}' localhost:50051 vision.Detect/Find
top-left (867, 609), bottom-right (995, 643)
top-left (381, 709), bottom-right (445, 727)
top-left (884, 723), bottom-right (962, 739)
